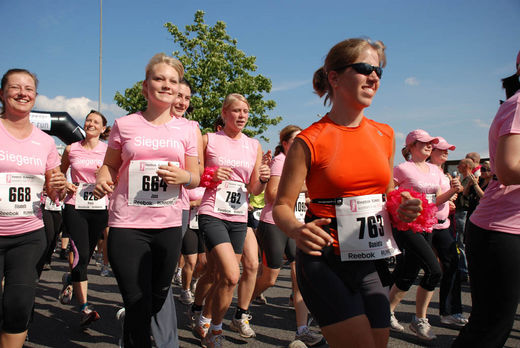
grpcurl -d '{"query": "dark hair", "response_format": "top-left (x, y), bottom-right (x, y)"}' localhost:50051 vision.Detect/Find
top-left (274, 125), bottom-right (302, 156)
top-left (501, 73), bottom-right (520, 100)
top-left (180, 78), bottom-right (194, 115)
top-left (214, 116), bottom-right (225, 132)
top-left (313, 38), bottom-right (386, 106)
top-left (1, 68), bottom-right (39, 114)
top-left (86, 110), bottom-right (111, 140)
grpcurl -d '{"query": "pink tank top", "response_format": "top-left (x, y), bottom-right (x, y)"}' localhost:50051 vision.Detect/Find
top-left (176, 118), bottom-right (200, 211)
top-left (107, 112), bottom-right (198, 228)
top-left (260, 152), bottom-right (285, 224)
top-left (198, 131), bottom-right (259, 223)
top-left (0, 122), bottom-right (61, 235)
top-left (64, 141), bottom-right (107, 206)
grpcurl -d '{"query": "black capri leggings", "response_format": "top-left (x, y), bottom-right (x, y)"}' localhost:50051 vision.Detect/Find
top-left (63, 205), bottom-right (108, 282)
top-left (37, 208), bottom-right (62, 276)
top-left (256, 221), bottom-right (296, 269)
top-left (392, 228), bottom-right (441, 292)
top-left (108, 226), bottom-right (182, 348)
top-left (0, 228), bottom-right (45, 333)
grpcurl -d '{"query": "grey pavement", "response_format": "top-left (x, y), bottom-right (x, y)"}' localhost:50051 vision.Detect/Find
top-left (26, 254), bottom-right (520, 348)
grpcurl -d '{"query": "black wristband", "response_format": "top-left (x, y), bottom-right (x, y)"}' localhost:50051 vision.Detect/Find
top-left (259, 177), bottom-right (269, 184)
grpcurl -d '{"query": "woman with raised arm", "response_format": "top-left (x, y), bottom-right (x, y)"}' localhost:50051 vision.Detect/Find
top-left (94, 53), bottom-right (200, 348)
top-left (273, 38), bottom-right (420, 348)
top-left (0, 68), bottom-right (66, 348)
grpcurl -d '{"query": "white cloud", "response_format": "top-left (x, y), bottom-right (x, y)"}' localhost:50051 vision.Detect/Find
top-left (271, 80), bottom-right (308, 92)
top-left (395, 131), bottom-right (405, 140)
top-left (404, 77), bottom-right (419, 86)
top-left (35, 95), bottom-right (125, 124)
top-left (473, 119), bottom-right (490, 128)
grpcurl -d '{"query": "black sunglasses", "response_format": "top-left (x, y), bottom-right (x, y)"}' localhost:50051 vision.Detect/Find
top-left (336, 63), bottom-right (383, 78)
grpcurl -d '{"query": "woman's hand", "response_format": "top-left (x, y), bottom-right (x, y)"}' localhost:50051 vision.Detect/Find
top-left (48, 171), bottom-right (67, 191)
top-left (290, 218), bottom-right (333, 256)
top-left (397, 191), bottom-right (422, 222)
top-left (214, 167), bottom-right (233, 182)
top-left (157, 162), bottom-right (190, 185)
top-left (450, 176), bottom-right (463, 191)
top-left (94, 179), bottom-right (114, 199)
top-left (65, 182), bottom-right (77, 195)
top-left (258, 164), bottom-right (270, 183)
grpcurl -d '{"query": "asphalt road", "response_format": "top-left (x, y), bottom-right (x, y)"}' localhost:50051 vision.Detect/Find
top-left (25, 253), bottom-right (520, 348)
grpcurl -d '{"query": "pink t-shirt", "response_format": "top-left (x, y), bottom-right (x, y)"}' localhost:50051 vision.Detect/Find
top-left (64, 141), bottom-right (107, 206)
top-left (433, 166), bottom-right (451, 230)
top-left (176, 118), bottom-right (200, 211)
top-left (394, 161), bottom-right (442, 195)
top-left (107, 112), bottom-right (197, 228)
top-left (0, 122), bottom-right (60, 235)
top-left (198, 131), bottom-right (259, 223)
top-left (187, 187), bottom-right (205, 202)
top-left (470, 90), bottom-right (520, 235)
top-left (260, 152), bottom-right (285, 225)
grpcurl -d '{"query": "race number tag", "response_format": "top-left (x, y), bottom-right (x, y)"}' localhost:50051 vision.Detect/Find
top-left (335, 194), bottom-right (400, 261)
top-left (0, 173), bottom-right (44, 217)
top-left (128, 160), bottom-right (180, 207)
top-left (213, 181), bottom-right (247, 216)
top-left (75, 183), bottom-right (106, 210)
top-left (425, 193), bottom-right (436, 204)
top-left (294, 193), bottom-right (307, 223)
top-left (45, 196), bottom-right (62, 211)
top-left (189, 206), bottom-right (199, 229)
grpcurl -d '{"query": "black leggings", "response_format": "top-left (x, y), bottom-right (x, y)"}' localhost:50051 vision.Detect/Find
top-left (63, 205), bottom-right (108, 282)
top-left (453, 222), bottom-right (520, 348)
top-left (0, 228), bottom-right (45, 333)
top-left (108, 227), bottom-right (182, 348)
top-left (37, 208), bottom-right (62, 276)
top-left (392, 229), bottom-right (441, 292)
top-left (432, 227), bottom-right (462, 316)
top-left (257, 221), bottom-right (296, 269)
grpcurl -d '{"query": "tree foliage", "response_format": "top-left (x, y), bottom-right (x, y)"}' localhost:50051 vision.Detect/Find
top-left (114, 10), bottom-right (281, 140)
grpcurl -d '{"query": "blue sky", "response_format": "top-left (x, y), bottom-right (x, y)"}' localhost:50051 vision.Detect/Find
top-left (2, 0), bottom-right (519, 163)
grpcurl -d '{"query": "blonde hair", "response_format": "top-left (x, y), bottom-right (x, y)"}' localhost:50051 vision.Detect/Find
top-left (145, 53), bottom-right (184, 80)
top-left (221, 93), bottom-right (250, 115)
top-left (313, 38), bottom-right (386, 106)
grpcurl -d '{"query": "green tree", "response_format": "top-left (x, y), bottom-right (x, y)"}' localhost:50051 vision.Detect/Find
top-left (114, 10), bottom-right (281, 140)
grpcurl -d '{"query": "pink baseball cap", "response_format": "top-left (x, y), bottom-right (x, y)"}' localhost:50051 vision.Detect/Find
top-left (405, 129), bottom-right (439, 146)
top-left (433, 136), bottom-right (456, 151)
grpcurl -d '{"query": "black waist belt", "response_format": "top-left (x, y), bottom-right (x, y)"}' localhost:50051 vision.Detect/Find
top-left (437, 219), bottom-right (446, 224)
top-left (311, 194), bottom-right (386, 206)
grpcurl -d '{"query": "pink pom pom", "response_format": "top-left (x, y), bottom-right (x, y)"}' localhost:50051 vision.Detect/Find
top-left (200, 166), bottom-right (221, 189)
top-left (386, 187), bottom-right (438, 233)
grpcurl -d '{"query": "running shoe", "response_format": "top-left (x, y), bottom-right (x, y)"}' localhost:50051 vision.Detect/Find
top-left (390, 312), bottom-right (404, 332)
top-left (253, 293), bottom-right (268, 305)
top-left (172, 268), bottom-right (182, 286)
top-left (116, 307), bottom-right (125, 348)
top-left (409, 316), bottom-right (437, 340)
top-left (295, 326), bottom-right (324, 346)
top-left (80, 305), bottom-right (100, 328)
top-left (180, 289), bottom-right (194, 305)
top-left (58, 273), bottom-right (73, 305)
top-left (201, 329), bottom-right (223, 348)
top-left (187, 306), bottom-right (201, 329)
top-left (95, 252), bottom-right (104, 267)
top-left (193, 321), bottom-right (210, 339)
top-left (230, 313), bottom-right (256, 338)
top-left (100, 265), bottom-right (111, 277)
top-left (440, 313), bottom-right (468, 327)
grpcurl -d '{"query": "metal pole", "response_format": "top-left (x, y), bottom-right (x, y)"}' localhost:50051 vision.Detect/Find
top-left (98, 0), bottom-right (103, 112)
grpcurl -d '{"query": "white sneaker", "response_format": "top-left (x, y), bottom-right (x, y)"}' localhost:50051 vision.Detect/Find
top-left (201, 329), bottom-right (223, 348)
top-left (295, 326), bottom-right (323, 346)
top-left (100, 265), bottom-right (110, 277)
top-left (409, 316), bottom-right (437, 340)
top-left (172, 268), bottom-right (182, 286)
top-left (440, 313), bottom-right (468, 327)
top-left (390, 312), bottom-right (404, 332)
top-left (180, 289), bottom-right (194, 305)
top-left (230, 313), bottom-right (256, 338)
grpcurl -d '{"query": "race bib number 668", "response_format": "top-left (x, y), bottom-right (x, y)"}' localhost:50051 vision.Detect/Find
top-left (0, 173), bottom-right (44, 217)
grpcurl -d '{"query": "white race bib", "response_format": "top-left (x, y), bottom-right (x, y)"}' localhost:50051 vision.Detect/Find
top-left (128, 160), bottom-right (180, 207)
top-left (0, 173), bottom-right (44, 217)
top-left (189, 206), bottom-right (199, 229)
top-left (75, 183), bottom-right (106, 210)
top-left (294, 193), bottom-right (307, 223)
top-left (213, 181), bottom-right (247, 216)
top-left (335, 194), bottom-right (400, 261)
top-left (45, 196), bottom-right (62, 211)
